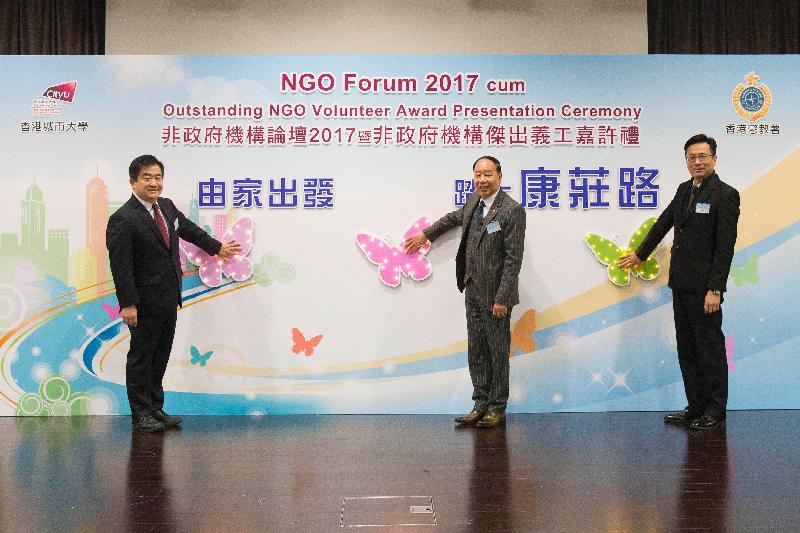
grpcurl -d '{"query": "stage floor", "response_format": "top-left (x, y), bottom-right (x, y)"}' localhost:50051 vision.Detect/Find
top-left (1, 411), bottom-right (798, 532)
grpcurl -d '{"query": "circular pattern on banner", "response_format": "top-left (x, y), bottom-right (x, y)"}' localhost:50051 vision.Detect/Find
top-left (0, 283), bottom-right (26, 327)
top-left (59, 359), bottom-right (81, 381)
top-left (31, 363), bottom-right (52, 383)
top-left (40, 375), bottom-right (71, 403)
top-left (69, 395), bottom-right (93, 415)
top-left (17, 393), bottom-right (44, 416)
top-left (50, 400), bottom-right (70, 416)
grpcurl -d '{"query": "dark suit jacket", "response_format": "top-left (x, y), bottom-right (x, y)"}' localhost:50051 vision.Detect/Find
top-left (106, 195), bottom-right (221, 312)
top-left (424, 188), bottom-right (526, 307)
top-left (636, 173), bottom-right (740, 293)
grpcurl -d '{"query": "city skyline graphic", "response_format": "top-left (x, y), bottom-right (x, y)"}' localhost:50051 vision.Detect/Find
top-left (0, 171), bottom-right (204, 329)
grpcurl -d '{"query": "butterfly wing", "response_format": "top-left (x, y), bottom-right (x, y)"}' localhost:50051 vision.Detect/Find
top-left (743, 254), bottom-right (759, 284)
top-left (729, 266), bottom-right (742, 287)
top-left (190, 345), bottom-right (200, 365)
top-left (729, 254), bottom-right (758, 287)
top-left (303, 334), bottom-right (324, 356)
top-left (355, 234), bottom-right (403, 287)
top-left (401, 217), bottom-right (432, 256)
top-left (399, 217), bottom-right (433, 282)
top-left (181, 240), bottom-right (223, 287)
top-left (510, 309), bottom-right (536, 356)
top-left (633, 257), bottom-right (660, 281)
top-left (585, 234), bottom-right (630, 286)
top-left (403, 255), bottom-right (432, 282)
top-left (199, 351), bottom-right (213, 366)
top-left (725, 335), bottom-right (736, 372)
top-left (220, 218), bottom-right (254, 282)
top-left (101, 303), bottom-right (121, 320)
top-left (627, 217), bottom-right (657, 251)
top-left (291, 327), bottom-right (306, 354)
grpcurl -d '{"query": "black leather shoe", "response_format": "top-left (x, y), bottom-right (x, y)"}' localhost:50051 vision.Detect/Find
top-left (663, 408), bottom-right (698, 424)
top-left (476, 411), bottom-right (506, 428)
top-left (690, 413), bottom-right (725, 430)
top-left (152, 409), bottom-right (182, 427)
top-left (132, 415), bottom-right (166, 432)
top-left (454, 409), bottom-right (485, 425)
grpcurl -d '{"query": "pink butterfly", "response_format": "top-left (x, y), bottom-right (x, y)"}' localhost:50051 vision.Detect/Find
top-left (181, 217), bottom-right (254, 288)
top-left (101, 303), bottom-right (121, 320)
top-left (356, 217), bottom-right (432, 288)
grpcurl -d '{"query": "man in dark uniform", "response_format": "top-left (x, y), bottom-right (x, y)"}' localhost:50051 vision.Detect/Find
top-left (620, 134), bottom-right (740, 429)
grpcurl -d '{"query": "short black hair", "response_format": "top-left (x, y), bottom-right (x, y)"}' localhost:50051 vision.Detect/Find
top-left (684, 134), bottom-right (717, 156)
top-left (473, 155), bottom-right (502, 173)
top-left (129, 155), bottom-right (164, 181)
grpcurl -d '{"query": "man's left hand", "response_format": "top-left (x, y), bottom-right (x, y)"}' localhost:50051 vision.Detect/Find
top-left (704, 290), bottom-right (721, 314)
top-left (217, 240), bottom-right (243, 261)
top-left (492, 303), bottom-right (508, 319)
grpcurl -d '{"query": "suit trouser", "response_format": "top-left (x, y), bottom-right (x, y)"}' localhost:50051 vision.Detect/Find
top-left (465, 284), bottom-right (511, 413)
top-left (126, 308), bottom-right (178, 418)
top-left (671, 288), bottom-right (727, 418)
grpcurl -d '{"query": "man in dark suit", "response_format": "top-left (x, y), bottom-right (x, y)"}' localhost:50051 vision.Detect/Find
top-left (620, 134), bottom-right (740, 429)
top-left (405, 156), bottom-right (526, 428)
top-left (107, 155), bottom-right (241, 432)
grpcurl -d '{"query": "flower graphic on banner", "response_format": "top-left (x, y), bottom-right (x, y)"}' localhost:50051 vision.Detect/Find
top-left (356, 217), bottom-right (432, 288)
top-left (252, 252), bottom-right (296, 287)
top-left (181, 217), bottom-right (254, 287)
top-left (585, 218), bottom-right (659, 287)
top-left (15, 375), bottom-right (92, 416)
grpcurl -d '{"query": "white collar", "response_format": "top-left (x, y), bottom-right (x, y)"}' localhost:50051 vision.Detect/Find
top-left (133, 193), bottom-right (157, 213)
top-left (479, 189), bottom-right (500, 211)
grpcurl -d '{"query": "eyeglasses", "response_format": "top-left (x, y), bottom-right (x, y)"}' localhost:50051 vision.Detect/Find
top-left (685, 154), bottom-right (713, 162)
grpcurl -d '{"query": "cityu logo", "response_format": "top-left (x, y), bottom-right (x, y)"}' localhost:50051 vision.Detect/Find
top-left (42, 81), bottom-right (77, 103)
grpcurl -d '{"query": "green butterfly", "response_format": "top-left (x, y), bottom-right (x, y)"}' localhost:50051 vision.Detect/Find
top-left (729, 254), bottom-right (758, 287)
top-left (190, 345), bottom-right (213, 366)
top-left (585, 218), bottom-right (660, 287)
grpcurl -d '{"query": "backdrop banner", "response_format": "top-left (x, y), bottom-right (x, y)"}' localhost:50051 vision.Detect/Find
top-left (1, 55), bottom-right (797, 415)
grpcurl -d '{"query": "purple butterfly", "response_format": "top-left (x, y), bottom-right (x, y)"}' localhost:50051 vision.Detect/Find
top-left (356, 217), bottom-right (432, 288)
top-left (181, 218), bottom-right (254, 288)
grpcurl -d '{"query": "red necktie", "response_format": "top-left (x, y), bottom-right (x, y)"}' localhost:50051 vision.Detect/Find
top-left (152, 203), bottom-right (170, 248)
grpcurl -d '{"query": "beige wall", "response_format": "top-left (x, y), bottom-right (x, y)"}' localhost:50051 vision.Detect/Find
top-left (107, 0), bottom-right (647, 54)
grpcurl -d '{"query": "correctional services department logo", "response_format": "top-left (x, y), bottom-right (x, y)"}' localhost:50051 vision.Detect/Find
top-left (732, 72), bottom-right (771, 122)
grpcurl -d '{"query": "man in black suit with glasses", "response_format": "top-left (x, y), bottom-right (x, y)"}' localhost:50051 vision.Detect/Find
top-left (620, 134), bottom-right (740, 430)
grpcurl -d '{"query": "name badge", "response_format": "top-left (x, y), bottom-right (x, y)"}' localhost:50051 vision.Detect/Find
top-left (695, 203), bottom-right (711, 214)
top-left (486, 221), bottom-right (501, 234)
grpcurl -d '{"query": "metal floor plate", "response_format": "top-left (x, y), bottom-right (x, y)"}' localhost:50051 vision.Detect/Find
top-left (341, 495), bottom-right (436, 528)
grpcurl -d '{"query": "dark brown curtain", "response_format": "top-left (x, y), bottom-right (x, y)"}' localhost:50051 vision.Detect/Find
top-left (649, 0), bottom-right (800, 54)
top-left (0, 0), bottom-right (105, 54)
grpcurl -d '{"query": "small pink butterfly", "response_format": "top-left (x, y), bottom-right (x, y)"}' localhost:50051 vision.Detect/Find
top-left (101, 303), bottom-right (121, 320)
top-left (181, 217), bottom-right (254, 288)
top-left (356, 217), bottom-right (432, 288)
